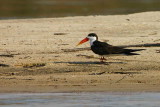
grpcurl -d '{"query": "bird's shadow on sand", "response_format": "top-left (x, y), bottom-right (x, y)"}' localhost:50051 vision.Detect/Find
top-left (52, 61), bottom-right (125, 65)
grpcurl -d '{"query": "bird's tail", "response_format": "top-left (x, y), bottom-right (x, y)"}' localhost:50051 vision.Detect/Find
top-left (124, 49), bottom-right (145, 55)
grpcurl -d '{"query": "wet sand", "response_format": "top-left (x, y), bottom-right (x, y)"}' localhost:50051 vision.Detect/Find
top-left (0, 12), bottom-right (160, 93)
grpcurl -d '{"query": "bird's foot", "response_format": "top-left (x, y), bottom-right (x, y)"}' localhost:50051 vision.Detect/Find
top-left (100, 60), bottom-right (105, 63)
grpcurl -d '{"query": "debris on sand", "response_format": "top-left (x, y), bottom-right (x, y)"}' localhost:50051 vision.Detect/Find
top-left (54, 33), bottom-right (68, 35)
top-left (156, 50), bottom-right (160, 53)
top-left (0, 54), bottom-right (14, 57)
top-left (22, 63), bottom-right (46, 68)
top-left (76, 54), bottom-right (95, 59)
top-left (0, 64), bottom-right (9, 67)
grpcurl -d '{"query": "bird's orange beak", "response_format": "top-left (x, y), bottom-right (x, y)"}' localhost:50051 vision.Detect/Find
top-left (77, 37), bottom-right (89, 46)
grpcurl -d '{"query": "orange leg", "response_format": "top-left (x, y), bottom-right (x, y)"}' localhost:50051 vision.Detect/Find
top-left (100, 56), bottom-right (106, 63)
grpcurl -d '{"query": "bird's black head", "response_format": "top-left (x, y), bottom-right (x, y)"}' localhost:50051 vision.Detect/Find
top-left (87, 33), bottom-right (98, 40)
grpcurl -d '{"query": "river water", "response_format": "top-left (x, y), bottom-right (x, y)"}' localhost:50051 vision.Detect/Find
top-left (0, 0), bottom-right (160, 19)
top-left (0, 92), bottom-right (160, 107)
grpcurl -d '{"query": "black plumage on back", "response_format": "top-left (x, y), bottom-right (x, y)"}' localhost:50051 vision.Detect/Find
top-left (91, 41), bottom-right (145, 56)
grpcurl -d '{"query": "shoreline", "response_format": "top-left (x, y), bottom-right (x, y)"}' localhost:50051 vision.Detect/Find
top-left (0, 11), bottom-right (160, 93)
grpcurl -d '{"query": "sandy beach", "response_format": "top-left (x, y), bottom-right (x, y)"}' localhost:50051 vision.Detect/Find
top-left (0, 11), bottom-right (160, 93)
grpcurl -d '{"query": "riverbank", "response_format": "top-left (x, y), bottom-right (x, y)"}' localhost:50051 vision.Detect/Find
top-left (0, 12), bottom-right (160, 93)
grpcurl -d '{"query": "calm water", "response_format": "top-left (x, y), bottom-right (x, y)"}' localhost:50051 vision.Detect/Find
top-left (0, 0), bottom-right (160, 19)
top-left (0, 92), bottom-right (160, 107)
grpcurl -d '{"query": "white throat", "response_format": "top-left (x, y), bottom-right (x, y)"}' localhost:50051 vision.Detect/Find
top-left (88, 37), bottom-right (97, 46)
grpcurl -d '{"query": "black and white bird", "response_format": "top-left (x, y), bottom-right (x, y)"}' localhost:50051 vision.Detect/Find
top-left (77, 33), bottom-right (145, 62)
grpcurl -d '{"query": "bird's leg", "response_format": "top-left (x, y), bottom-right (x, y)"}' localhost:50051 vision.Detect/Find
top-left (99, 56), bottom-right (103, 63)
top-left (99, 56), bottom-right (106, 63)
top-left (102, 56), bottom-right (106, 61)
top-left (100, 56), bottom-right (102, 61)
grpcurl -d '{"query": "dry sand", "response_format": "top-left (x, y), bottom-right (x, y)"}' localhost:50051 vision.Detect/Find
top-left (0, 12), bottom-right (160, 93)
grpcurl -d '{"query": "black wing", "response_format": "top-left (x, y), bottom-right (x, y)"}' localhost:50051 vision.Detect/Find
top-left (91, 41), bottom-right (125, 55)
top-left (91, 41), bottom-right (145, 55)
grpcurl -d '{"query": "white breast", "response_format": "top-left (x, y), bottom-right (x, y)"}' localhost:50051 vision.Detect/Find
top-left (88, 37), bottom-right (97, 46)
